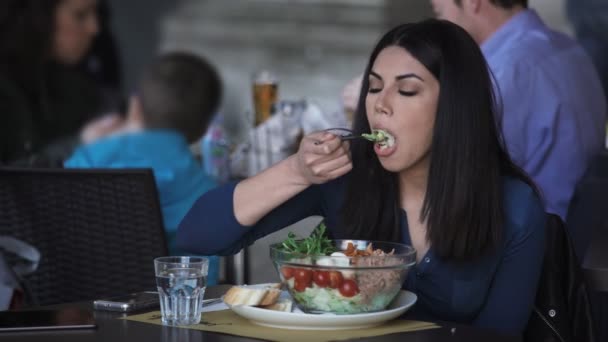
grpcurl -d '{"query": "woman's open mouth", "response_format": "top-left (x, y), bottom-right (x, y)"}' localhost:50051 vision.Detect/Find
top-left (363, 128), bottom-right (397, 157)
top-left (362, 129), bottom-right (395, 147)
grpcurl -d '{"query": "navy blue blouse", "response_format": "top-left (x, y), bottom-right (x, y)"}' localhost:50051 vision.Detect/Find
top-left (176, 175), bottom-right (546, 336)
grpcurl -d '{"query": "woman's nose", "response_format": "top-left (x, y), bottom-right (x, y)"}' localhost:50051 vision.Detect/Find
top-left (374, 93), bottom-right (391, 116)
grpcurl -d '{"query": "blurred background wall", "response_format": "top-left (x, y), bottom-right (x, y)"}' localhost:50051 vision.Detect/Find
top-left (107, 0), bottom-right (571, 144)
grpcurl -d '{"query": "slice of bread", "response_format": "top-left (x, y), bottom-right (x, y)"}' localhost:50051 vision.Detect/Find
top-left (261, 298), bottom-right (293, 312)
top-left (258, 287), bottom-right (281, 306)
top-left (223, 283), bottom-right (282, 307)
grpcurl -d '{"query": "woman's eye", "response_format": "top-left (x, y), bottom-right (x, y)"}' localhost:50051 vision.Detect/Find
top-left (368, 88), bottom-right (382, 94)
top-left (399, 90), bottom-right (417, 96)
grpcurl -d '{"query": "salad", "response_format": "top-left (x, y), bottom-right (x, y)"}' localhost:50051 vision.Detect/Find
top-left (361, 129), bottom-right (395, 149)
top-left (274, 224), bottom-right (406, 314)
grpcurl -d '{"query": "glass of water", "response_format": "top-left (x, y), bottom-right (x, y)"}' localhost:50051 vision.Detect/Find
top-left (154, 256), bottom-right (208, 326)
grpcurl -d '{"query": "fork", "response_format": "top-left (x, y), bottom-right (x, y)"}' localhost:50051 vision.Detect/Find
top-left (202, 297), bottom-right (223, 306)
top-left (314, 128), bottom-right (368, 145)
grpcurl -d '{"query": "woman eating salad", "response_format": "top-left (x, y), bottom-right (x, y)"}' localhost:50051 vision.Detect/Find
top-left (177, 19), bottom-right (546, 336)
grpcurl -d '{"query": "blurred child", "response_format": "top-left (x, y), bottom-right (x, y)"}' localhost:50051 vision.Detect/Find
top-left (65, 52), bottom-right (222, 284)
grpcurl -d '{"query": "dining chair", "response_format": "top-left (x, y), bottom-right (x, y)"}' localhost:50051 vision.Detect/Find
top-left (0, 168), bottom-right (168, 306)
top-left (524, 213), bottom-right (596, 342)
top-left (565, 150), bottom-right (608, 341)
top-left (566, 149), bottom-right (608, 261)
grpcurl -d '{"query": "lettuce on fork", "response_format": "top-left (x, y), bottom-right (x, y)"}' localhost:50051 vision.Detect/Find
top-left (361, 129), bottom-right (395, 148)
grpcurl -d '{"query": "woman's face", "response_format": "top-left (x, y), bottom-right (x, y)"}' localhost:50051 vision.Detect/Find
top-left (365, 46), bottom-right (439, 175)
top-left (53, 0), bottom-right (98, 65)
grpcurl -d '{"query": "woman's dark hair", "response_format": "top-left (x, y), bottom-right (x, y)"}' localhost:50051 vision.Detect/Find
top-left (0, 0), bottom-right (60, 89)
top-left (139, 52), bottom-right (223, 143)
top-left (340, 19), bottom-right (536, 260)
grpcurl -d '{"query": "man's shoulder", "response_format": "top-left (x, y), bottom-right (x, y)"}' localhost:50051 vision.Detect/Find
top-left (82, 132), bottom-right (139, 153)
top-left (65, 132), bottom-right (156, 167)
top-left (491, 25), bottom-right (587, 72)
top-left (64, 135), bottom-right (123, 167)
top-left (490, 28), bottom-right (596, 104)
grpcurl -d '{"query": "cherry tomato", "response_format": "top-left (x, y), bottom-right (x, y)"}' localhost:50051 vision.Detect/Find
top-left (294, 279), bottom-right (308, 292)
top-left (328, 271), bottom-right (344, 289)
top-left (312, 270), bottom-right (330, 287)
top-left (294, 268), bottom-right (312, 286)
top-left (339, 279), bottom-right (359, 297)
top-left (281, 266), bottom-right (295, 280)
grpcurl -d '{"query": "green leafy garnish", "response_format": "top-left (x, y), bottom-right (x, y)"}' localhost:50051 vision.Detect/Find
top-left (279, 223), bottom-right (336, 255)
top-left (361, 129), bottom-right (388, 143)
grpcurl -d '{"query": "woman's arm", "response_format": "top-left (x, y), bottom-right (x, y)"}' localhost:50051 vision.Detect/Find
top-left (176, 132), bottom-right (351, 255)
top-left (472, 187), bottom-right (546, 335)
top-left (235, 132), bottom-right (350, 225)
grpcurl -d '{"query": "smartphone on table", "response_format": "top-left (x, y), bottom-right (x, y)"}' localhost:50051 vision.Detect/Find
top-left (93, 291), bottom-right (160, 312)
top-left (0, 307), bottom-right (96, 332)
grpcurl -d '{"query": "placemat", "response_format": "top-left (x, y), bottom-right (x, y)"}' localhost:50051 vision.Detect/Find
top-left (123, 309), bottom-right (439, 342)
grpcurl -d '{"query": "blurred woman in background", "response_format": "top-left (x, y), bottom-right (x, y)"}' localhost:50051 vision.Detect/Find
top-left (0, 0), bottom-right (113, 166)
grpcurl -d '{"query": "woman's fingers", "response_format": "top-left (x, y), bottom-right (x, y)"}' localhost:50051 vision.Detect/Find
top-left (303, 140), bottom-right (350, 169)
top-left (307, 133), bottom-right (340, 153)
top-left (326, 161), bottom-right (353, 179)
top-left (295, 131), bottom-right (353, 184)
top-left (309, 153), bottom-right (352, 179)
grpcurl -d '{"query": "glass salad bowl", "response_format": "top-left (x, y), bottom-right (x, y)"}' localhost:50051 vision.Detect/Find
top-left (269, 239), bottom-right (416, 314)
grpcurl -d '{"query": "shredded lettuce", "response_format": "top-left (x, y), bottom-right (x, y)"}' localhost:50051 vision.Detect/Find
top-left (291, 286), bottom-right (363, 314)
top-left (361, 129), bottom-right (390, 144)
top-left (289, 286), bottom-right (396, 314)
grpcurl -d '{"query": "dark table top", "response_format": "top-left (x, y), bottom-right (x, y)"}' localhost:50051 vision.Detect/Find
top-left (2, 285), bottom-right (521, 342)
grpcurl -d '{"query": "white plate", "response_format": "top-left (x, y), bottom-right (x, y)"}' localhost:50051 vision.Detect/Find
top-left (228, 289), bottom-right (417, 330)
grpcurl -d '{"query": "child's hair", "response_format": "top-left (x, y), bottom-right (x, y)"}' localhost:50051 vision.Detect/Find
top-left (139, 51), bottom-right (222, 143)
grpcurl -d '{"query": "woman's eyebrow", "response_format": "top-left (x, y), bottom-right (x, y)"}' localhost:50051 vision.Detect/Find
top-left (369, 71), bottom-right (424, 82)
top-left (396, 73), bottom-right (424, 82)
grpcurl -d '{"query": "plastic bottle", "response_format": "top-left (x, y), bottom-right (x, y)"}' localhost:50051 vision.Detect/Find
top-left (201, 114), bottom-right (231, 184)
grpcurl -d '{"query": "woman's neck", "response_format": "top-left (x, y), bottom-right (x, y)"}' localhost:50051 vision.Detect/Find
top-left (398, 161), bottom-right (429, 213)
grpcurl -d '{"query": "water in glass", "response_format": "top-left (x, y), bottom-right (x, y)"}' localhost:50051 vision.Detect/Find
top-left (156, 267), bottom-right (206, 326)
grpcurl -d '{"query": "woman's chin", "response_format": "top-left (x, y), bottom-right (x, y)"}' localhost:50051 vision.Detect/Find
top-left (381, 157), bottom-right (410, 172)
top-left (375, 145), bottom-right (403, 172)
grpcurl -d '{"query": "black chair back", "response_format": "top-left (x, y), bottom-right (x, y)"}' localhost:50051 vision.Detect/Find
top-left (566, 150), bottom-right (608, 341)
top-left (0, 168), bottom-right (168, 306)
top-left (524, 214), bottom-right (595, 342)
top-left (566, 150), bottom-right (608, 260)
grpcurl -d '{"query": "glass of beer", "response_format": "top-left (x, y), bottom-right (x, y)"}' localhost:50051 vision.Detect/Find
top-left (252, 70), bottom-right (278, 126)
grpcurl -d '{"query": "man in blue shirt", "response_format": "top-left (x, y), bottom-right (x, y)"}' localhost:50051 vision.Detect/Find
top-left (430, 0), bottom-right (607, 220)
top-left (65, 52), bottom-right (222, 285)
